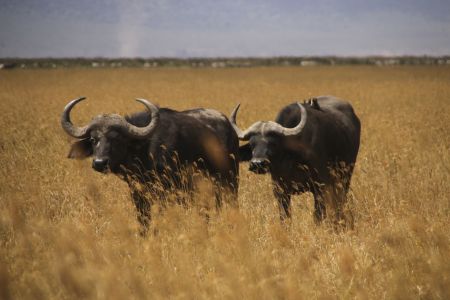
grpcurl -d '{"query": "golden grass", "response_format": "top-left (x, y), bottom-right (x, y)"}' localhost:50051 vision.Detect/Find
top-left (1, 66), bottom-right (449, 299)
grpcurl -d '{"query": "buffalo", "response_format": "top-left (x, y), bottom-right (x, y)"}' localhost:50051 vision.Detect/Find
top-left (61, 97), bottom-right (239, 229)
top-left (231, 96), bottom-right (360, 225)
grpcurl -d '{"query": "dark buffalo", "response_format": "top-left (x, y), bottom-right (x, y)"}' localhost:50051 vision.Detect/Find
top-left (231, 96), bottom-right (360, 225)
top-left (61, 97), bottom-right (239, 229)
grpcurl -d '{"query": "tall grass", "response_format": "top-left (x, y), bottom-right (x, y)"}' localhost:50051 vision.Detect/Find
top-left (1, 66), bottom-right (449, 299)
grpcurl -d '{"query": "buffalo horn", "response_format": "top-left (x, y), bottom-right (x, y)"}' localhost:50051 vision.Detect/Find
top-left (123, 98), bottom-right (160, 139)
top-left (230, 102), bottom-right (307, 140)
top-left (61, 97), bottom-right (91, 139)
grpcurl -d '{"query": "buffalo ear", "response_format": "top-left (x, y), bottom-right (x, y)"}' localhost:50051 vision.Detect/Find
top-left (68, 138), bottom-right (93, 159)
top-left (238, 143), bottom-right (253, 162)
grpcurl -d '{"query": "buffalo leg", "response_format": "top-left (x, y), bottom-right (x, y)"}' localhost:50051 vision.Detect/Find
top-left (334, 184), bottom-right (354, 229)
top-left (130, 188), bottom-right (151, 235)
top-left (123, 173), bottom-right (153, 234)
top-left (228, 185), bottom-right (239, 209)
top-left (273, 185), bottom-right (291, 220)
top-left (223, 179), bottom-right (239, 209)
top-left (214, 171), bottom-right (239, 209)
top-left (313, 193), bottom-right (327, 223)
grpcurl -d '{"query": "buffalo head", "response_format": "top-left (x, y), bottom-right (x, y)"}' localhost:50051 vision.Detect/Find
top-left (61, 97), bottom-right (159, 173)
top-left (230, 102), bottom-right (307, 174)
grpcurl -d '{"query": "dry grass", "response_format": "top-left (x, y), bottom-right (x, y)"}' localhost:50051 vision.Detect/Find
top-left (1, 66), bottom-right (449, 299)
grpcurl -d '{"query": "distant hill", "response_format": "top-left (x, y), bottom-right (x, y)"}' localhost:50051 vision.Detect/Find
top-left (1, 56), bottom-right (449, 69)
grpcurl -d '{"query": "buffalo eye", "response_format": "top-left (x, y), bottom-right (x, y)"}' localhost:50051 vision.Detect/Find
top-left (90, 137), bottom-right (97, 144)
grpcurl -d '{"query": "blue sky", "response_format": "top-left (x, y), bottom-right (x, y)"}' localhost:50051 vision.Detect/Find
top-left (1, 0), bottom-right (449, 57)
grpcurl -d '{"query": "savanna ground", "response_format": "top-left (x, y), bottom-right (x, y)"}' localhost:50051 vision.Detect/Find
top-left (0, 66), bottom-right (449, 299)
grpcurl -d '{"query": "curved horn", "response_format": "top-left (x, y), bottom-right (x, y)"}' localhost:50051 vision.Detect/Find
top-left (230, 104), bottom-right (263, 140)
top-left (230, 103), bottom-right (248, 140)
top-left (273, 102), bottom-right (307, 136)
top-left (123, 98), bottom-right (160, 139)
top-left (230, 102), bottom-right (307, 140)
top-left (61, 97), bottom-right (91, 138)
top-left (282, 102), bottom-right (307, 136)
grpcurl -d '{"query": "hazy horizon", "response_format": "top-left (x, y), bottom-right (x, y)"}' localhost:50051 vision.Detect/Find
top-left (1, 0), bottom-right (449, 58)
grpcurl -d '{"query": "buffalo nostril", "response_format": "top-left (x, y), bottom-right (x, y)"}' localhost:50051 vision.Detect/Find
top-left (92, 159), bottom-right (108, 171)
top-left (261, 160), bottom-right (269, 168)
top-left (249, 159), bottom-right (270, 173)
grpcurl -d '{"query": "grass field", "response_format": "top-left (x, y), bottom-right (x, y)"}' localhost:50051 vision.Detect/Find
top-left (1, 66), bottom-right (449, 299)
